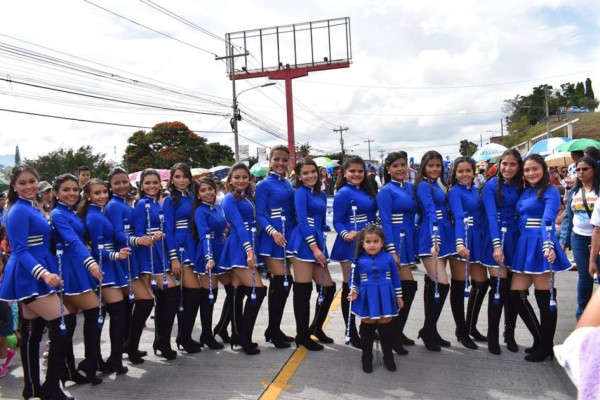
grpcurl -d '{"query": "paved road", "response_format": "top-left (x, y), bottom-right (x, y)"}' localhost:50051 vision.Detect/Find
top-left (1, 233), bottom-right (579, 399)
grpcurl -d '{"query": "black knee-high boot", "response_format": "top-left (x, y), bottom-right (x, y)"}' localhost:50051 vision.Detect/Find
top-left (238, 286), bottom-right (266, 355)
top-left (466, 280), bottom-right (489, 342)
top-left (176, 287), bottom-right (202, 353)
top-left (378, 322), bottom-right (397, 372)
top-left (265, 275), bottom-right (293, 348)
top-left (153, 287), bottom-right (179, 360)
top-left (525, 289), bottom-right (557, 362)
top-left (341, 282), bottom-right (361, 348)
top-left (509, 289), bottom-right (541, 354)
top-left (230, 285), bottom-right (246, 348)
top-left (310, 283), bottom-right (336, 344)
top-left (21, 317), bottom-right (45, 399)
top-left (359, 323), bottom-right (376, 373)
top-left (125, 299), bottom-right (154, 364)
top-left (42, 315), bottom-right (76, 400)
top-left (432, 281), bottom-right (450, 347)
top-left (76, 308), bottom-right (102, 385)
top-left (395, 280), bottom-right (417, 347)
top-left (214, 283), bottom-right (233, 344)
top-left (62, 313), bottom-right (88, 386)
top-left (105, 300), bottom-right (129, 374)
top-left (487, 277), bottom-right (509, 355)
top-left (418, 276), bottom-right (443, 351)
top-left (293, 282), bottom-right (323, 351)
top-left (450, 279), bottom-right (477, 349)
top-left (503, 271), bottom-right (519, 352)
top-left (199, 288), bottom-right (224, 349)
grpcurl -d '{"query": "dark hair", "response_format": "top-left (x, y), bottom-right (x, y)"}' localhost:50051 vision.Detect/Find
top-left (573, 156), bottom-right (600, 196)
top-left (77, 166), bottom-right (91, 175)
top-left (77, 178), bottom-right (107, 219)
top-left (584, 146), bottom-right (600, 161)
top-left (449, 156), bottom-right (476, 188)
top-left (414, 150), bottom-right (446, 197)
top-left (523, 154), bottom-right (550, 199)
top-left (167, 162), bottom-right (193, 206)
top-left (354, 224), bottom-right (385, 259)
top-left (190, 178), bottom-right (218, 239)
top-left (492, 149), bottom-right (523, 205)
top-left (382, 151), bottom-right (408, 185)
top-left (334, 155), bottom-right (377, 197)
top-left (224, 163), bottom-right (254, 201)
top-left (293, 158), bottom-right (321, 193)
top-left (7, 165), bottom-right (39, 207)
top-left (51, 173), bottom-right (78, 209)
top-left (138, 168), bottom-right (162, 201)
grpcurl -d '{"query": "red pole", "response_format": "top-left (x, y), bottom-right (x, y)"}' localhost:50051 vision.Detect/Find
top-left (285, 76), bottom-right (296, 166)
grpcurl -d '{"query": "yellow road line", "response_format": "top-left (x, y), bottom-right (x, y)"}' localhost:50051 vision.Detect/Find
top-left (259, 288), bottom-right (342, 400)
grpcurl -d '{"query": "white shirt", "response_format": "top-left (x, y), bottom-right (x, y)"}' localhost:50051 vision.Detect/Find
top-left (590, 198), bottom-right (600, 227)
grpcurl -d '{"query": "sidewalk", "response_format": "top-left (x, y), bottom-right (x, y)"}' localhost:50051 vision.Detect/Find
top-left (1, 233), bottom-right (579, 399)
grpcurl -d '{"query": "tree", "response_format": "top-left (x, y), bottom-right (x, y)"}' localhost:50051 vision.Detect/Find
top-left (14, 146), bottom-right (21, 165)
top-left (247, 156), bottom-right (258, 166)
top-left (459, 140), bottom-right (478, 157)
top-left (25, 146), bottom-right (110, 182)
top-left (124, 121), bottom-right (209, 171)
top-left (206, 142), bottom-right (235, 167)
top-left (295, 142), bottom-right (311, 157)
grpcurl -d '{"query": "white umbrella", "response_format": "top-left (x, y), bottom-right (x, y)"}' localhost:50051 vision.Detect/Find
top-left (472, 143), bottom-right (508, 162)
top-left (545, 152), bottom-right (573, 168)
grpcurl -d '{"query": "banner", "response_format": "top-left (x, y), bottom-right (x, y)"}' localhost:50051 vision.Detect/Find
top-left (239, 144), bottom-right (250, 161)
top-left (257, 147), bottom-right (267, 162)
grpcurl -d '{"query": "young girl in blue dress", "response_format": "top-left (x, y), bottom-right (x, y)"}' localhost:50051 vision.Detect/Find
top-left (377, 151), bottom-right (418, 356)
top-left (331, 155), bottom-right (377, 348)
top-left (288, 158), bottom-right (331, 351)
top-left (0, 165), bottom-right (75, 400)
top-left (510, 154), bottom-right (572, 362)
top-left (255, 145), bottom-right (295, 349)
top-left (447, 157), bottom-right (485, 350)
top-left (105, 167), bottom-right (153, 365)
top-left (79, 179), bottom-right (132, 375)
top-left (481, 149), bottom-right (523, 355)
top-left (414, 150), bottom-right (455, 351)
top-left (190, 177), bottom-right (227, 351)
top-left (349, 224), bottom-right (403, 373)
top-left (51, 174), bottom-right (104, 385)
top-left (219, 163), bottom-right (266, 355)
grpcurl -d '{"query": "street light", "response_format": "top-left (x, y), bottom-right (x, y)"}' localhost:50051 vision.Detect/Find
top-left (232, 82), bottom-right (277, 162)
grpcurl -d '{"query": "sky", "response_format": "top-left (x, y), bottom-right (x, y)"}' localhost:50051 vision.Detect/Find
top-left (0, 0), bottom-right (599, 167)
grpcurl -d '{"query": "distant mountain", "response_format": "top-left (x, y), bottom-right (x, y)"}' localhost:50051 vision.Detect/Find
top-left (0, 154), bottom-right (13, 168)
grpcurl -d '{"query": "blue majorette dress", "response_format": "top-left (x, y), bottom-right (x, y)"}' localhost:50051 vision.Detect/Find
top-left (287, 185), bottom-right (329, 262)
top-left (256, 172), bottom-right (295, 259)
top-left (448, 183), bottom-right (485, 265)
top-left (193, 201), bottom-right (227, 275)
top-left (512, 185), bottom-right (572, 274)
top-left (481, 177), bottom-right (520, 268)
top-left (105, 195), bottom-right (140, 280)
top-left (415, 178), bottom-right (456, 258)
top-left (162, 191), bottom-right (196, 267)
top-left (51, 202), bottom-right (97, 295)
top-left (133, 196), bottom-right (166, 275)
top-left (0, 198), bottom-right (57, 301)
top-left (377, 180), bottom-right (418, 265)
top-left (86, 204), bottom-right (128, 288)
top-left (350, 251), bottom-right (403, 319)
top-left (330, 184), bottom-right (377, 263)
top-left (219, 191), bottom-right (262, 270)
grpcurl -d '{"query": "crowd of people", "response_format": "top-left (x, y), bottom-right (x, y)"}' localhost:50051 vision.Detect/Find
top-left (0, 142), bottom-right (597, 399)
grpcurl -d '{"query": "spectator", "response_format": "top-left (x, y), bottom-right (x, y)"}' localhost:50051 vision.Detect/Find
top-left (0, 192), bottom-right (5, 226)
top-left (584, 146), bottom-right (600, 162)
top-left (564, 151), bottom-right (585, 192)
top-left (366, 166), bottom-right (381, 192)
top-left (473, 167), bottom-right (486, 188)
top-left (37, 180), bottom-right (53, 214)
top-left (77, 165), bottom-right (91, 188)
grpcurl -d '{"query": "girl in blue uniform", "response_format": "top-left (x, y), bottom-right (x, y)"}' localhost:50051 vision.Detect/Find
top-left (256, 145), bottom-right (295, 349)
top-left (447, 157), bottom-right (484, 350)
top-left (219, 163), bottom-right (266, 355)
top-left (414, 150), bottom-right (455, 351)
top-left (191, 178), bottom-right (228, 351)
top-left (376, 151), bottom-right (418, 356)
top-left (105, 167), bottom-right (153, 365)
top-left (288, 158), bottom-right (331, 351)
top-left (510, 154), bottom-right (572, 362)
top-left (0, 165), bottom-right (74, 400)
top-left (331, 156), bottom-right (377, 348)
top-left (349, 224), bottom-right (403, 373)
top-left (79, 179), bottom-right (131, 375)
top-left (51, 174), bottom-right (104, 385)
top-left (481, 149), bottom-right (523, 355)
top-left (133, 169), bottom-right (178, 360)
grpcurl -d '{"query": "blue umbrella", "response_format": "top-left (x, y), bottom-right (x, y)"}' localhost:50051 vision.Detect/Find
top-left (472, 143), bottom-right (508, 162)
top-left (525, 137), bottom-right (571, 157)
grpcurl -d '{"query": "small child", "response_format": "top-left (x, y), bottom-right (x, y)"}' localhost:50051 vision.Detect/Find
top-left (349, 224), bottom-right (404, 373)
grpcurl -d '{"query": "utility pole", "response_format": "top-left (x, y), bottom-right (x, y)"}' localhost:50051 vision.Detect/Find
top-left (378, 149), bottom-right (386, 165)
top-left (544, 84), bottom-right (551, 139)
top-left (364, 139), bottom-right (374, 162)
top-left (333, 126), bottom-right (349, 158)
